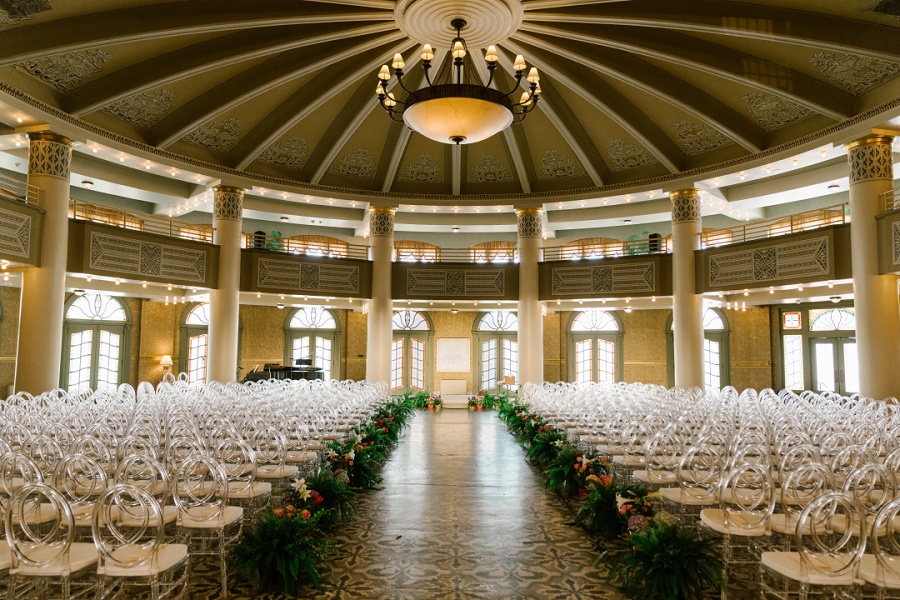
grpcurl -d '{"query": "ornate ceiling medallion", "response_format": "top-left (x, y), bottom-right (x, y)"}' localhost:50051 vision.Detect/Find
top-left (674, 121), bottom-right (731, 156)
top-left (17, 49), bottom-right (111, 92)
top-left (183, 118), bottom-right (242, 153)
top-left (809, 52), bottom-right (900, 96)
top-left (537, 150), bottom-right (584, 180)
top-left (743, 93), bottom-right (814, 131)
top-left (258, 137), bottom-right (309, 170)
top-left (0, 0), bottom-right (52, 24)
top-left (469, 154), bottom-right (513, 182)
top-left (329, 148), bottom-right (377, 179)
top-left (398, 154), bottom-right (443, 182)
top-left (607, 140), bottom-right (657, 172)
top-left (102, 90), bottom-right (176, 129)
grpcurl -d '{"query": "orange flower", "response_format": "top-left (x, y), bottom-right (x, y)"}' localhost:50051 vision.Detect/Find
top-left (300, 510), bottom-right (311, 520)
top-left (273, 508), bottom-right (285, 518)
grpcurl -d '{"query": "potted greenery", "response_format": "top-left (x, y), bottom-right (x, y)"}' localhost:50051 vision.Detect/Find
top-left (604, 512), bottom-right (723, 600)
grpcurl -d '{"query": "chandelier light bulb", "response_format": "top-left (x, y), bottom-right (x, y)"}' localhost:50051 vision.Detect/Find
top-left (452, 41), bottom-right (466, 59)
top-left (484, 46), bottom-right (498, 62)
top-left (378, 65), bottom-right (390, 81)
top-left (392, 53), bottom-right (405, 70)
top-left (421, 44), bottom-right (434, 61)
top-left (526, 67), bottom-right (540, 83)
top-left (520, 92), bottom-right (532, 106)
top-left (384, 93), bottom-right (397, 108)
top-left (513, 55), bottom-right (526, 71)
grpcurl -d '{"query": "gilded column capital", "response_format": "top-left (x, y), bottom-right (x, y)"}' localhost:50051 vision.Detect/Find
top-left (670, 188), bottom-right (701, 224)
top-left (369, 207), bottom-right (395, 237)
top-left (516, 208), bottom-right (543, 238)
top-left (846, 135), bottom-right (894, 184)
top-left (213, 186), bottom-right (244, 221)
top-left (27, 132), bottom-right (74, 181)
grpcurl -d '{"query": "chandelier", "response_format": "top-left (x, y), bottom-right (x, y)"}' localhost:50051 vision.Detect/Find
top-left (376, 19), bottom-right (541, 145)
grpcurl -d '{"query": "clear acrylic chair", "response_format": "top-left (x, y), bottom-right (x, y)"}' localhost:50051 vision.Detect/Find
top-left (92, 483), bottom-right (189, 600)
top-left (859, 495), bottom-right (900, 599)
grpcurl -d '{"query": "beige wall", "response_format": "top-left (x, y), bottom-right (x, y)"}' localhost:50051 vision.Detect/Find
top-left (621, 309), bottom-right (669, 386)
top-left (431, 310), bottom-right (478, 394)
top-left (727, 307), bottom-right (773, 391)
top-left (0, 286), bottom-right (20, 393)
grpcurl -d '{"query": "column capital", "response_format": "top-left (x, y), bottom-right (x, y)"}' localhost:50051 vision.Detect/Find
top-left (516, 208), bottom-right (543, 238)
top-left (27, 132), bottom-right (74, 181)
top-left (212, 186), bottom-right (243, 221)
top-left (669, 188), bottom-right (701, 224)
top-left (846, 135), bottom-right (894, 184)
top-left (369, 206), bottom-right (395, 237)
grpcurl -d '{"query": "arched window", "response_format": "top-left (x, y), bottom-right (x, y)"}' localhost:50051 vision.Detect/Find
top-left (181, 302), bottom-right (210, 384)
top-left (391, 310), bottom-right (433, 391)
top-left (567, 310), bottom-right (623, 384)
top-left (666, 307), bottom-right (730, 390)
top-left (285, 307), bottom-right (339, 380)
top-left (474, 310), bottom-right (518, 391)
top-left (62, 294), bottom-right (131, 392)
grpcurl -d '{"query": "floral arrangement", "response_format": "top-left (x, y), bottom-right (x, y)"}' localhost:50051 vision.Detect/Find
top-left (426, 394), bottom-right (442, 410)
top-left (280, 470), bottom-right (355, 531)
top-left (574, 474), bottom-right (655, 539)
top-left (604, 511), bottom-right (723, 600)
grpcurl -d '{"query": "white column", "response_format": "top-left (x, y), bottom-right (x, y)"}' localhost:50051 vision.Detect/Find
top-left (846, 134), bottom-right (900, 399)
top-left (207, 186), bottom-right (243, 383)
top-left (670, 188), bottom-right (705, 389)
top-left (366, 207), bottom-right (394, 385)
top-left (517, 208), bottom-right (544, 386)
top-left (15, 133), bottom-right (74, 394)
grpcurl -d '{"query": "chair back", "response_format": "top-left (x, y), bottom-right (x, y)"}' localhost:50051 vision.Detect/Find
top-left (92, 483), bottom-right (164, 570)
top-left (871, 496), bottom-right (900, 586)
top-left (4, 482), bottom-right (75, 568)
top-left (796, 491), bottom-right (867, 578)
top-left (173, 455), bottom-right (229, 524)
top-left (720, 463), bottom-right (775, 532)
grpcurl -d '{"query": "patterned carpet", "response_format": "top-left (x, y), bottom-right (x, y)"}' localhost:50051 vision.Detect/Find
top-left (189, 410), bottom-right (628, 599)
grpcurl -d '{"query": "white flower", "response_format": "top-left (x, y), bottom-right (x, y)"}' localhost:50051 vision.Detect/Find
top-left (353, 434), bottom-right (362, 445)
top-left (616, 494), bottom-right (629, 508)
top-left (291, 478), bottom-right (311, 501)
top-left (291, 478), bottom-right (306, 491)
top-left (553, 440), bottom-right (565, 448)
top-left (346, 449), bottom-right (355, 461)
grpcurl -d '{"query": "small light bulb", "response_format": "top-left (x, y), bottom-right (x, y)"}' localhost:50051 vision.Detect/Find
top-left (378, 65), bottom-right (390, 81)
top-left (513, 55), bottom-right (526, 71)
top-left (421, 44), bottom-right (434, 61)
top-left (485, 46), bottom-right (498, 62)
top-left (392, 53), bottom-right (405, 69)
top-left (527, 67), bottom-right (540, 83)
top-left (452, 41), bottom-right (466, 59)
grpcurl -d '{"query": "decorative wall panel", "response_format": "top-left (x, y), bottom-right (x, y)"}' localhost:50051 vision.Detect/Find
top-left (893, 221), bottom-right (900, 266)
top-left (0, 206), bottom-right (31, 258)
top-left (257, 257), bottom-right (359, 294)
top-left (708, 236), bottom-right (829, 287)
top-left (89, 232), bottom-right (207, 283)
top-left (551, 262), bottom-right (655, 296)
top-left (406, 269), bottom-right (505, 297)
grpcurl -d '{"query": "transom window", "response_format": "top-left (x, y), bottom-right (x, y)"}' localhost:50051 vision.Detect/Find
top-left (185, 302), bottom-right (210, 325)
top-left (285, 307), bottom-right (339, 380)
top-left (778, 304), bottom-right (857, 394)
top-left (571, 310), bottom-right (619, 332)
top-left (62, 294), bottom-right (130, 392)
top-left (477, 310), bottom-right (518, 332)
top-left (393, 309), bottom-right (430, 331)
top-left (809, 308), bottom-right (856, 331)
top-left (391, 310), bottom-right (433, 391)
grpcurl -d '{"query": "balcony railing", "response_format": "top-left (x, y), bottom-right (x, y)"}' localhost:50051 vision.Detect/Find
top-left (542, 237), bottom-right (670, 262)
top-left (701, 203), bottom-right (849, 249)
top-left (0, 172), bottom-right (41, 206)
top-left (69, 199), bottom-right (214, 243)
top-left (393, 247), bottom-right (519, 263)
top-left (881, 187), bottom-right (900, 214)
top-left (243, 234), bottom-right (368, 260)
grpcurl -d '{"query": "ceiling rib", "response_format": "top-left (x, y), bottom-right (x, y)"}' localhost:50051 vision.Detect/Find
top-left (378, 125), bottom-right (414, 193)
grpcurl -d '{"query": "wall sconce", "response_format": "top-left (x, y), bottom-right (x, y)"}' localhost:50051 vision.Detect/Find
top-left (160, 355), bottom-right (173, 372)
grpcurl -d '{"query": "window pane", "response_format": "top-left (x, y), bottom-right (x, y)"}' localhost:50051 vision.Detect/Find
top-left (185, 303), bottom-right (211, 325)
top-left (814, 343), bottom-right (835, 392)
top-left (392, 310), bottom-right (430, 331)
top-left (68, 330), bottom-right (93, 391)
top-left (391, 339), bottom-right (404, 389)
top-left (572, 310), bottom-right (618, 332)
top-left (703, 338), bottom-right (721, 390)
top-left (315, 336), bottom-right (332, 381)
top-left (575, 339), bottom-right (592, 384)
top-left (703, 308), bottom-right (725, 330)
top-left (481, 339), bottom-right (497, 390)
top-left (66, 294), bottom-right (126, 321)
top-left (96, 330), bottom-right (120, 392)
top-left (410, 338), bottom-right (425, 390)
top-left (477, 311), bottom-right (518, 332)
top-left (292, 336), bottom-right (310, 365)
top-left (842, 342), bottom-right (859, 394)
top-left (502, 339), bottom-right (518, 386)
top-left (597, 339), bottom-right (615, 385)
top-left (783, 335), bottom-right (804, 390)
top-left (290, 307), bottom-right (336, 329)
top-left (188, 334), bottom-right (208, 384)
top-left (809, 308), bottom-right (856, 331)
top-left (782, 311), bottom-right (802, 330)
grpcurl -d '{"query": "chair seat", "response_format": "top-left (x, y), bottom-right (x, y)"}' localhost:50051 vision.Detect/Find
top-left (612, 455), bottom-right (645, 468)
top-left (700, 508), bottom-right (769, 536)
top-left (859, 554), bottom-right (900, 589)
top-left (256, 464), bottom-right (299, 480)
top-left (761, 551), bottom-right (857, 586)
top-left (178, 505), bottom-right (243, 529)
top-left (769, 513), bottom-right (830, 536)
top-left (284, 451), bottom-right (317, 464)
top-left (658, 486), bottom-right (718, 506)
top-left (0, 540), bottom-right (11, 571)
top-left (633, 470), bottom-right (677, 485)
top-left (831, 513), bottom-right (882, 537)
top-left (99, 543), bottom-right (189, 578)
top-left (225, 481), bottom-right (271, 499)
top-left (10, 542), bottom-right (98, 577)
top-left (118, 505), bottom-right (178, 527)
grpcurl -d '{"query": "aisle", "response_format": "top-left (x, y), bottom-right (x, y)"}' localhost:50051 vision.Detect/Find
top-left (276, 410), bottom-right (626, 599)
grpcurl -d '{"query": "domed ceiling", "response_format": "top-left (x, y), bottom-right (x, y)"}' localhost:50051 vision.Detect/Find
top-left (0, 0), bottom-right (899, 206)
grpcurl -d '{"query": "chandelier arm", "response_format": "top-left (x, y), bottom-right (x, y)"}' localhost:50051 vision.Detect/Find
top-left (485, 63), bottom-right (496, 89)
top-left (394, 71), bottom-right (416, 96)
top-left (423, 62), bottom-right (433, 87)
top-left (503, 72), bottom-right (525, 99)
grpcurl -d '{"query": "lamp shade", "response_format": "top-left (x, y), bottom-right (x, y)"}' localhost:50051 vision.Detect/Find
top-left (402, 84), bottom-right (513, 145)
top-left (159, 354), bottom-right (173, 367)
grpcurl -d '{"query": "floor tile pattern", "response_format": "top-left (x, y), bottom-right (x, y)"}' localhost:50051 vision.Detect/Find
top-left (190, 410), bottom-right (627, 599)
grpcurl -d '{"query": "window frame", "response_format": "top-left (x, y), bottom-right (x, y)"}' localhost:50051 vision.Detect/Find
top-left (179, 302), bottom-right (242, 384)
top-left (665, 307), bottom-right (730, 389)
top-left (283, 307), bottom-right (341, 381)
top-left (390, 310), bottom-right (434, 392)
top-left (60, 294), bottom-right (132, 391)
top-left (472, 310), bottom-right (518, 392)
top-left (566, 310), bottom-right (625, 384)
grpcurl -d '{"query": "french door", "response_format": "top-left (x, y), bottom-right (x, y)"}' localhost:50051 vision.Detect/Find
top-left (810, 337), bottom-right (859, 395)
top-left (65, 324), bottom-right (124, 392)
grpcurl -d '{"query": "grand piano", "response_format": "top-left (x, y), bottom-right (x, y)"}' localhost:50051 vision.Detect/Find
top-left (243, 358), bottom-right (324, 382)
